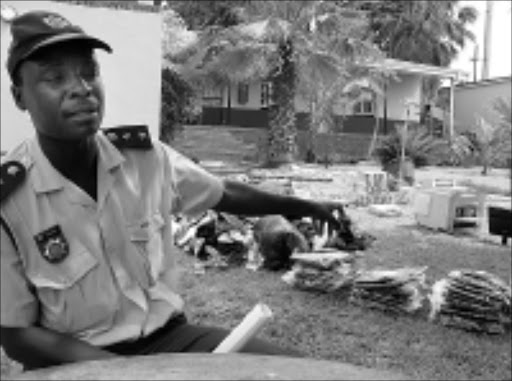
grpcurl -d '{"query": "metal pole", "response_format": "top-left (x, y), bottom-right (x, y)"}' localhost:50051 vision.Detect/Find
top-left (448, 78), bottom-right (455, 141)
top-left (471, 43), bottom-right (479, 82)
top-left (481, 0), bottom-right (494, 80)
top-left (400, 106), bottom-right (409, 187)
top-left (449, 77), bottom-right (455, 140)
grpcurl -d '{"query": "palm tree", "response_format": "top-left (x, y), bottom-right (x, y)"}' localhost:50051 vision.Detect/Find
top-left (347, 0), bottom-right (478, 110)
top-left (350, 0), bottom-right (478, 66)
top-left (170, 1), bottom-right (382, 167)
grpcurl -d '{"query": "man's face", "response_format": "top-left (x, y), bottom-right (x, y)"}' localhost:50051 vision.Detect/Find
top-left (12, 42), bottom-right (105, 141)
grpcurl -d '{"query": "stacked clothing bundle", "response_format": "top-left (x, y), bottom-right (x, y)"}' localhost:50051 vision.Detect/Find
top-left (350, 267), bottom-right (427, 313)
top-left (429, 270), bottom-right (512, 334)
top-left (174, 211), bottom-right (253, 269)
top-left (282, 251), bottom-right (362, 293)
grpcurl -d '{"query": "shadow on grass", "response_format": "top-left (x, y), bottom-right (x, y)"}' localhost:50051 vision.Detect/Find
top-left (398, 223), bottom-right (511, 249)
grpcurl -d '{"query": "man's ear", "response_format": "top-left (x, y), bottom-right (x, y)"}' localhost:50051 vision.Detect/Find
top-left (11, 84), bottom-right (27, 111)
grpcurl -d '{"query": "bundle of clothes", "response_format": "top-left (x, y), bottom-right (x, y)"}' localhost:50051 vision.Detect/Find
top-left (429, 269), bottom-right (512, 334)
top-left (172, 209), bottom-right (512, 336)
top-left (282, 251), bottom-right (363, 293)
top-left (173, 211), bottom-right (253, 270)
top-left (173, 208), bottom-right (375, 272)
top-left (349, 267), bottom-right (428, 314)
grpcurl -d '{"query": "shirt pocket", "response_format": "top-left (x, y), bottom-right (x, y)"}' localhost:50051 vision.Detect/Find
top-left (26, 240), bottom-right (115, 334)
top-left (127, 212), bottom-right (165, 284)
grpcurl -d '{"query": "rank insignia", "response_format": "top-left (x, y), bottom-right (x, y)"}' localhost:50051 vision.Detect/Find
top-left (34, 225), bottom-right (69, 264)
top-left (102, 125), bottom-right (153, 150)
top-left (1, 161), bottom-right (26, 204)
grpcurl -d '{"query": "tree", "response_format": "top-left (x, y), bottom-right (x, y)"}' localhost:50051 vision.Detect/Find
top-left (349, 0), bottom-right (478, 67)
top-left (168, 0), bottom-right (250, 29)
top-left (160, 68), bottom-right (198, 143)
top-left (472, 98), bottom-right (512, 175)
top-left (171, 1), bottom-right (382, 167)
top-left (345, 0), bottom-right (478, 107)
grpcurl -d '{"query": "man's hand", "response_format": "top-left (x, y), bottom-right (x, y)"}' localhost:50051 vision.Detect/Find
top-left (307, 201), bottom-right (351, 235)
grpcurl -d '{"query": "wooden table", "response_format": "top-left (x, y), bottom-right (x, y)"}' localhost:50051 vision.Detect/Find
top-left (7, 353), bottom-right (409, 380)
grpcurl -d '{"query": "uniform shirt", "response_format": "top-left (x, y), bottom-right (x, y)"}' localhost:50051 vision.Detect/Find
top-left (0, 132), bottom-right (224, 346)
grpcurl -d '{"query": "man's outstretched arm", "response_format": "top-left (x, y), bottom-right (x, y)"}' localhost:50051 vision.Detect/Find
top-left (214, 179), bottom-right (346, 228)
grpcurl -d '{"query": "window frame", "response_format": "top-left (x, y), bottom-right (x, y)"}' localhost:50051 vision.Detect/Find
top-left (237, 82), bottom-right (250, 105)
top-left (352, 99), bottom-right (374, 116)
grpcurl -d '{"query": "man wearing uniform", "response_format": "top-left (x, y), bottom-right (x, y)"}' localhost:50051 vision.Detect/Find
top-left (0, 11), bottom-right (348, 370)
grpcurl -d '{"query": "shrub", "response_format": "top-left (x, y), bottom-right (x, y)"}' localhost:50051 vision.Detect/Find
top-left (437, 132), bottom-right (477, 167)
top-left (469, 97), bottom-right (512, 175)
top-left (160, 68), bottom-right (200, 143)
top-left (373, 125), bottom-right (446, 168)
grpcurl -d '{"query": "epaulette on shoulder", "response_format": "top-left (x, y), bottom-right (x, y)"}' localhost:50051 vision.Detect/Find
top-left (102, 125), bottom-right (153, 150)
top-left (1, 161), bottom-right (26, 204)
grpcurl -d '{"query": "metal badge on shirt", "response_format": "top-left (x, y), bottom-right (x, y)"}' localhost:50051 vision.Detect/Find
top-left (34, 225), bottom-right (70, 264)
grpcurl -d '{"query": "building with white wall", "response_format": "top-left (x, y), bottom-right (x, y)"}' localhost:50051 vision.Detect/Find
top-left (200, 58), bottom-right (466, 137)
top-left (451, 76), bottom-right (511, 133)
top-left (1, 0), bottom-right (162, 153)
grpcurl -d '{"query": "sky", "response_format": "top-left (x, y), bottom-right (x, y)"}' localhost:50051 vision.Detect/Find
top-left (450, 0), bottom-right (512, 80)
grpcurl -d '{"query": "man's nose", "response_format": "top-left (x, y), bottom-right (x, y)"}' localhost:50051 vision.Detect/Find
top-left (68, 72), bottom-right (92, 96)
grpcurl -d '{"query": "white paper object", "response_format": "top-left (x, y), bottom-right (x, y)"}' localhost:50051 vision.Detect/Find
top-left (213, 303), bottom-right (273, 353)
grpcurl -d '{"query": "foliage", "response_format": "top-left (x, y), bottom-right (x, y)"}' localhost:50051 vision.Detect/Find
top-left (168, 0), bottom-right (250, 29)
top-left (172, 1), bottom-right (383, 166)
top-left (160, 68), bottom-right (199, 143)
top-left (442, 132), bottom-right (476, 166)
top-left (493, 97), bottom-right (512, 177)
top-left (373, 125), bottom-right (448, 168)
top-left (344, 0), bottom-right (478, 106)
top-left (469, 97), bottom-right (512, 174)
top-left (348, 0), bottom-right (478, 67)
top-left (52, 0), bottom-right (161, 12)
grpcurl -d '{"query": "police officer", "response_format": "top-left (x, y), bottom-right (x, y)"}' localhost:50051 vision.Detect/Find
top-left (0, 10), bottom-right (347, 370)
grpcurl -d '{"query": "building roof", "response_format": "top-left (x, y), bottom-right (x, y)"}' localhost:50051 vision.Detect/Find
top-left (454, 75), bottom-right (512, 90)
top-left (360, 58), bottom-right (469, 81)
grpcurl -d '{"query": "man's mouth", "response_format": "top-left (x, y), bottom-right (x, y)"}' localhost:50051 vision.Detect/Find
top-left (64, 107), bottom-right (99, 120)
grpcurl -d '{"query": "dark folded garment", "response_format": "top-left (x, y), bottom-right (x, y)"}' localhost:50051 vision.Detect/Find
top-left (439, 314), bottom-right (505, 334)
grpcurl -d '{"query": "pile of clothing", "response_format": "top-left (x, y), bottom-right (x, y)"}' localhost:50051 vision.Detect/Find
top-left (173, 207), bottom-right (375, 273)
top-left (282, 250), bottom-right (363, 292)
top-left (174, 211), bottom-right (253, 269)
top-left (349, 267), bottom-right (428, 314)
top-left (429, 270), bottom-right (512, 334)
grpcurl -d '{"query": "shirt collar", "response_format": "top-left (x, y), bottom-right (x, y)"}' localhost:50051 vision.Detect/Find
top-left (96, 132), bottom-right (125, 171)
top-left (28, 137), bottom-right (66, 194)
top-left (27, 132), bottom-right (125, 194)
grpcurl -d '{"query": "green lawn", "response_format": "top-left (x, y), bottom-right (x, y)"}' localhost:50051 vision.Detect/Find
top-left (178, 221), bottom-right (511, 381)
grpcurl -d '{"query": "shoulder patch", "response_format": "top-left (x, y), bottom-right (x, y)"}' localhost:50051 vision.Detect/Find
top-left (102, 125), bottom-right (153, 150)
top-left (1, 161), bottom-right (26, 204)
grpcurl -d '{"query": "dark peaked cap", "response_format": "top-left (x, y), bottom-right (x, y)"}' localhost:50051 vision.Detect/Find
top-left (7, 10), bottom-right (112, 79)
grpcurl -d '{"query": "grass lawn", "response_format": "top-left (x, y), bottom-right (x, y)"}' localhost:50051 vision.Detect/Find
top-left (177, 220), bottom-right (511, 381)
top-left (1, 164), bottom-right (510, 380)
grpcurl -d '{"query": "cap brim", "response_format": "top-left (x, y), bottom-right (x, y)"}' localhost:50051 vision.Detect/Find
top-left (22, 33), bottom-right (112, 62)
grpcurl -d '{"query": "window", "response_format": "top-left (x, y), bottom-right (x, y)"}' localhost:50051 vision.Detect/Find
top-left (238, 82), bottom-right (249, 105)
top-left (202, 86), bottom-right (223, 107)
top-left (261, 81), bottom-right (273, 108)
top-left (353, 100), bottom-right (374, 115)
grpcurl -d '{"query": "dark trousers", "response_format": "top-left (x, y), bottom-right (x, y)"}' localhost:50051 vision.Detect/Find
top-left (102, 314), bottom-right (301, 357)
